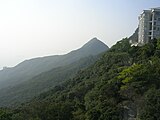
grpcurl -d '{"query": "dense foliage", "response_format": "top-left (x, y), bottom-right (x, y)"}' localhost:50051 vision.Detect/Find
top-left (0, 56), bottom-right (98, 107)
top-left (0, 38), bottom-right (108, 107)
top-left (1, 38), bottom-right (160, 120)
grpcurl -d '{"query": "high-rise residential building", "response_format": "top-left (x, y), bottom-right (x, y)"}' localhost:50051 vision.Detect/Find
top-left (138, 7), bottom-right (160, 45)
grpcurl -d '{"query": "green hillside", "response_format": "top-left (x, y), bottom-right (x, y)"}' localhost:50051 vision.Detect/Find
top-left (0, 38), bottom-right (108, 89)
top-left (1, 38), bottom-right (160, 120)
top-left (0, 38), bottom-right (108, 107)
top-left (0, 55), bottom-right (99, 107)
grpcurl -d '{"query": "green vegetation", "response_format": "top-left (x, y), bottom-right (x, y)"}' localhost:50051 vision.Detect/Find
top-left (0, 56), bottom-right (99, 107)
top-left (1, 38), bottom-right (160, 120)
top-left (0, 38), bottom-right (108, 107)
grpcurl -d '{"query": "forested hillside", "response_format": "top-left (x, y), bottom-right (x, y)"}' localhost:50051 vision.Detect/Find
top-left (0, 55), bottom-right (99, 107)
top-left (1, 38), bottom-right (160, 120)
top-left (0, 38), bottom-right (108, 107)
top-left (0, 38), bottom-right (108, 89)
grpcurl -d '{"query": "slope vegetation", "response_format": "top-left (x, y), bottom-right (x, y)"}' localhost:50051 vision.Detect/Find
top-left (0, 56), bottom-right (99, 107)
top-left (1, 38), bottom-right (160, 120)
top-left (0, 38), bottom-right (108, 89)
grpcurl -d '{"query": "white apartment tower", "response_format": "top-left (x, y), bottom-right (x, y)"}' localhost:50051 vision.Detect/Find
top-left (138, 7), bottom-right (160, 45)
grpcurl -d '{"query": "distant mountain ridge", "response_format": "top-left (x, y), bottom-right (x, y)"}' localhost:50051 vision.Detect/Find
top-left (0, 38), bottom-right (108, 89)
top-left (5, 37), bottom-right (160, 120)
top-left (0, 38), bottom-right (109, 106)
top-left (0, 55), bottom-right (99, 107)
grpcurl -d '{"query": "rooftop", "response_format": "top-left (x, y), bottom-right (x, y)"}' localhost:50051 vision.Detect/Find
top-left (152, 7), bottom-right (160, 9)
top-left (151, 7), bottom-right (160, 10)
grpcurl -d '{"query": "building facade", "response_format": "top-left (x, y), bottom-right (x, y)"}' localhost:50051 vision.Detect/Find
top-left (138, 7), bottom-right (160, 45)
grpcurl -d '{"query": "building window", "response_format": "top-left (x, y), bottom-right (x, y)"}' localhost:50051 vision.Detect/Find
top-left (154, 27), bottom-right (156, 30)
top-left (148, 37), bottom-right (151, 41)
top-left (149, 32), bottom-right (152, 35)
top-left (154, 22), bottom-right (156, 25)
top-left (149, 23), bottom-right (152, 30)
top-left (158, 27), bottom-right (160, 31)
top-left (150, 14), bottom-right (153, 21)
top-left (158, 18), bottom-right (160, 21)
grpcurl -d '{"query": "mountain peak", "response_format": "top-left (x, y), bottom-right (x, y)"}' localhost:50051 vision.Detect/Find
top-left (91, 37), bottom-right (98, 41)
top-left (87, 37), bottom-right (100, 43)
top-left (82, 37), bottom-right (108, 49)
top-left (77, 37), bottom-right (109, 56)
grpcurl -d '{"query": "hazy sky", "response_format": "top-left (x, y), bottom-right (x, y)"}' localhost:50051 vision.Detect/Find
top-left (0, 0), bottom-right (160, 69)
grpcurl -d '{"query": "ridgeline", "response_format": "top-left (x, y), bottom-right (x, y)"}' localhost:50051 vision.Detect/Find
top-left (0, 38), bottom-right (160, 120)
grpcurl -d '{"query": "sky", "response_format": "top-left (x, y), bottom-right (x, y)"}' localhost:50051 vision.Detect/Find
top-left (0, 0), bottom-right (160, 69)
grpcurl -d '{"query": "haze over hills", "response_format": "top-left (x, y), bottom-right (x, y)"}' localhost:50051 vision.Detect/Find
top-left (0, 37), bottom-right (108, 89)
top-left (0, 37), bottom-right (109, 107)
top-left (0, 29), bottom-right (160, 119)
top-left (0, 56), bottom-right (99, 107)
top-left (1, 37), bottom-right (160, 119)
top-left (1, 1), bottom-right (160, 119)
